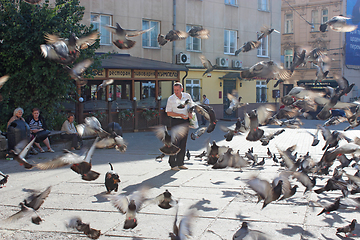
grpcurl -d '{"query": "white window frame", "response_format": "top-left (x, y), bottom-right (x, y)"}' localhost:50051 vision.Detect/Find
top-left (224, 0), bottom-right (237, 6)
top-left (284, 13), bottom-right (293, 34)
top-left (322, 9), bottom-right (328, 24)
top-left (224, 30), bottom-right (237, 55)
top-left (257, 35), bottom-right (268, 57)
top-left (91, 14), bottom-right (112, 45)
top-left (256, 80), bottom-right (267, 103)
top-left (186, 79), bottom-right (201, 102)
top-left (284, 49), bottom-right (293, 69)
top-left (142, 19), bottom-right (160, 48)
top-left (311, 10), bottom-right (319, 32)
top-left (258, 0), bottom-right (269, 11)
top-left (186, 25), bottom-right (201, 52)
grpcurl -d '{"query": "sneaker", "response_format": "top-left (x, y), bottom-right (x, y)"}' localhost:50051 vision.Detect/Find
top-left (171, 166), bottom-right (180, 171)
top-left (47, 148), bottom-right (55, 153)
top-left (39, 148), bottom-right (45, 153)
top-left (178, 165), bottom-right (188, 170)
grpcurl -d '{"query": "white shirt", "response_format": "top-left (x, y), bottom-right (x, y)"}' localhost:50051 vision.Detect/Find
top-left (202, 98), bottom-right (209, 105)
top-left (166, 92), bottom-right (193, 118)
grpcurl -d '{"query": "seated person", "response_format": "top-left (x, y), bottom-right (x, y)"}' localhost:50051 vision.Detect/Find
top-left (61, 113), bottom-right (82, 150)
top-left (7, 107), bottom-right (25, 128)
top-left (26, 108), bottom-right (54, 153)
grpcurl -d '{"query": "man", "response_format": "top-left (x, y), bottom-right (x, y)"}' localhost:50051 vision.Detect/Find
top-left (165, 82), bottom-right (193, 171)
top-left (201, 94), bottom-right (209, 125)
top-left (61, 113), bottom-right (82, 150)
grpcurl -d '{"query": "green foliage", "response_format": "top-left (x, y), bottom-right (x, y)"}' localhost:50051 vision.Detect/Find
top-left (0, 0), bottom-right (102, 131)
top-left (88, 110), bottom-right (106, 123)
top-left (141, 108), bottom-right (159, 121)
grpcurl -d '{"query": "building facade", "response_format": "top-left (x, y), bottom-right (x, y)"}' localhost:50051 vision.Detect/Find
top-left (281, 0), bottom-right (360, 102)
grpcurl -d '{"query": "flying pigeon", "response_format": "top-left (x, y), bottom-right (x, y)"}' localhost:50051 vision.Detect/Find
top-left (320, 15), bottom-right (357, 32)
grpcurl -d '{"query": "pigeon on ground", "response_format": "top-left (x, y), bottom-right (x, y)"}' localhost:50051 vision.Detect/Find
top-left (105, 163), bottom-right (120, 194)
top-left (66, 216), bottom-right (101, 239)
top-left (317, 197), bottom-right (341, 215)
top-left (195, 151), bottom-right (206, 159)
top-left (320, 15), bottom-right (357, 32)
top-left (233, 221), bottom-right (270, 240)
top-left (336, 219), bottom-right (357, 237)
top-left (152, 124), bottom-right (189, 155)
top-left (6, 186), bottom-right (51, 224)
top-left (111, 186), bottom-right (148, 229)
top-left (186, 149), bottom-right (191, 160)
top-left (212, 148), bottom-right (248, 170)
top-left (155, 153), bottom-right (165, 161)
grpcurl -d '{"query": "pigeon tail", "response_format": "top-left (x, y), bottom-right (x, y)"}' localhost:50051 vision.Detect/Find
top-left (246, 128), bottom-right (264, 142)
top-left (160, 145), bottom-right (181, 155)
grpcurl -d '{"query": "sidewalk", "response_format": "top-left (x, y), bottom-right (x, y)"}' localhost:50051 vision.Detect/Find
top-left (0, 119), bottom-right (359, 239)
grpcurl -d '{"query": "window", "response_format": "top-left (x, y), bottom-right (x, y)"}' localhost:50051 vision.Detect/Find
top-left (258, 0), bottom-right (269, 11)
top-left (284, 49), bottom-right (293, 69)
top-left (311, 10), bottom-right (319, 31)
top-left (256, 81), bottom-right (267, 103)
top-left (142, 20), bottom-right (160, 48)
top-left (284, 13), bottom-right (293, 34)
top-left (257, 35), bottom-right (268, 57)
top-left (91, 14), bottom-right (111, 45)
top-left (186, 25), bottom-right (201, 51)
top-left (224, 30), bottom-right (237, 54)
top-left (322, 9), bottom-right (328, 24)
top-left (186, 79), bottom-right (201, 102)
top-left (225, 0), bottom-right (237, 5)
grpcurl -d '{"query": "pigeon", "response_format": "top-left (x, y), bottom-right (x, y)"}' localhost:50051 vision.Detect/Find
top-left (0, 171), bottom-right (8, 187)
top-left (290, 49), bottom-right (306, 73)
top-left (158, 30), bottom-right (189, 46)
top-left (317, 197), bottom-right (341, 215)
top-left (95, 132), bottom-right (127, 152)
top-left (219, 125), bottom-right (242, 142)
top-left (111, 186), bottom-right (148, 229)
top-left (257, 26), bottom-right (280, 40)
top-left (195, 151), bottom-right (206, 158)
top-left (260, 129), bottom-right (285, 146)
top-left (11, 138), bottom-right (36, 170)
top-left (70, 138), bottom-right (100, 181)
top-left (323, 115), bottom-right (348, 127)
top-left (343, 107), bottom-right (360, 131)
top-left (234, 41), bottom-right (261, 55)
top-left (105, 23), bottom-right (154, 49)
top-left (96, 79), bottom-right (114, 92)
top-left (226, 92), bottom-right (247, 115)
top-left (314, 178), bottom-right (348, 196)
top-left (199, 55), bottom-right (217, 76)
top-left (245, 105), bottom-right (274, 142)
top-left (151, 189), bottom-right (177, 209)
top-left (105, 163), bottom-right (120, 194)
top-left (314, 57), bottom-right (331, 85)
top-left (186, 149), bottom-right (191, 160)
top-left (320, 15), bottom-right (357, 32)
top-left (66, 216), bottom-right (101, 239)
top-left (273, 154), bottom-right (279, 164)
top-left (213, 148), bottom-right (248, 169)
top-left (247, 177), bottom-right (283, 209)
top-left (233, 222), bottom-right (270, 240)
top-left (292, 171), bottom-right (315, 193)
top-left (6, 186), bottom-right (51, 224)
top-left (306, 129), bottom-right (320, 146)
top-left (152, 124), bottom-right (189, 155)
top-left (315, 93), bottom-right (357, 120)
top-left (190, 127), bottom-right (207, 140)
top-left (35, 148), bottom-right (84, 170)
top-left (66, 58), bottom-right (94, 86)
top-left (155, 153), bottom-right (165, 161)
top-left (206, 141), bottom-right (229, 165)
top-left (76, 116), bottom-right (109, 137)
top-left (336, 219), bottom-right (357, 237)
top-left (187, 26), bottom-right (210, 39)
top-left (169, 206), bottom-right (195, 240)
top-left (0, 75), bottom-right (9, 89)
top-left (267, 148), bottom-right (272, 158)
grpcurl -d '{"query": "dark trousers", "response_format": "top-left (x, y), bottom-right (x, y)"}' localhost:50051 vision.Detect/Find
top-left (61, 134), bottom-right (82, 148)
top-left (201, 115), bottom-right (207, 125)
top-left (168, 118), bottom-right (189, 168)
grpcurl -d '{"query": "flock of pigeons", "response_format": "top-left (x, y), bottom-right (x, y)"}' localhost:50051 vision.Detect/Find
top-left (1, 1), bottom-right (360, 239)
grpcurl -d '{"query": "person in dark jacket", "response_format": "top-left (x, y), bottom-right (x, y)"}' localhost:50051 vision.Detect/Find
top-left (26, 108), bottom-right (54, 153)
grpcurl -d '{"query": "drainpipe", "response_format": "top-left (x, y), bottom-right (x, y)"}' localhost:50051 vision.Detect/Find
top-left (173, 0), bottom-right (176, 64)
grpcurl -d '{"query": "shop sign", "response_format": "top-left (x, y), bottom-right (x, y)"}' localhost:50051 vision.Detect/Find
top-left (134, 70), bottom-right (155, 78)
top-left (109, 69), bottom-right (131, 78)
top-left (158, 70), bottom-right (178, 79)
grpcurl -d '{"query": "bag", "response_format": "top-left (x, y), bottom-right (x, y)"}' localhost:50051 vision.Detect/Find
top-left (33, 130), bottom-right (50, 143)
top-left (189, 112), bottom-right (199, 129)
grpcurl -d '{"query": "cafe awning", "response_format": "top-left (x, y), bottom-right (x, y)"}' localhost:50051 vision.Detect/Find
top-left (219, 72), bottom-right (242, 80)
top-left (97, 53), bottom-right (188, 71)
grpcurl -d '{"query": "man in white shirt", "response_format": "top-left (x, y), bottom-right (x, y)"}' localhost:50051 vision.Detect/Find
top-left (201, 94), bottom-right (209, 125)
top-left (165, 82), bottom-right (193, 171)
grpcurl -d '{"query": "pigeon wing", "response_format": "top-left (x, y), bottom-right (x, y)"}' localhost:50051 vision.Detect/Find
top-left (111, 195), bottom-right (129, 214)
top-left (171, 124), bottom-right (189, 143)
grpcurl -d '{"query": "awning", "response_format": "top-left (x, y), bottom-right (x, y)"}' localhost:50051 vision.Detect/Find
top-left (219, 72), bottom-right (241, 80)
top-left (96, 53), bottom-right (188, 71)
top-left (296, 80), bottom-right (338, 89)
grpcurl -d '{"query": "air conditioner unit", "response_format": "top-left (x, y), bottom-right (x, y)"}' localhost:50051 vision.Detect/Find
top-left (232, 60), bottom-right (242, 69)
top-left (176, 52), bottom-right (190, 64)
top-left (216, 57), bottom-right (229, 67)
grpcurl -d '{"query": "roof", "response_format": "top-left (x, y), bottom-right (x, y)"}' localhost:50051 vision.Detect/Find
top-left (219, 72), bottom-right (242, 80)
top-left (96, 53), bottom-right (188, 71)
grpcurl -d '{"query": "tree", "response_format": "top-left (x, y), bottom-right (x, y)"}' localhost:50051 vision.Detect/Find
top-left (0, 0), bottom-right (101, 131)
